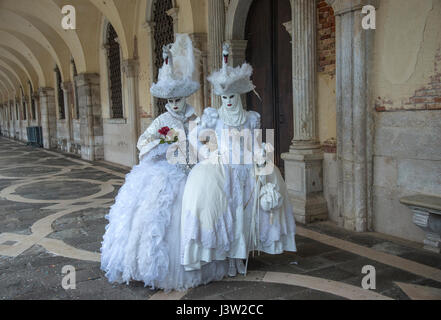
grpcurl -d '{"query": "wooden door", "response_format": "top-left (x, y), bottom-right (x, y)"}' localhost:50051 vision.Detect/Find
top-left (245, 0), bottom-right (293, 175)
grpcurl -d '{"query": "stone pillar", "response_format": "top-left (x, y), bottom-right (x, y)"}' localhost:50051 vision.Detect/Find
top-left (14, 97), bottom-right (21, 140)
top-left (281, 0), bottom-right (328, 224)
top-left (122, 59), bottom-right (140, 166)
top-left (61, 82), bottom-right (73, 153)
top-left (75, 73), bottom-right (103, 161)
top-left (225, 39), bottom-right (248, 106)
top-left (23, 95), bottom-right (31, 142)
top-left (39, 87), bottom-right (57, 149)
top-left (326, 0), bottom-right (377, 231)
top-left (208, 0), bottom-right (225, 108)
top-left (9, 101), bottom-right (14, 137)
top-left (190, 33), bottom-right (208, 115)
top-left (225, 40), bottom-right (248, 67)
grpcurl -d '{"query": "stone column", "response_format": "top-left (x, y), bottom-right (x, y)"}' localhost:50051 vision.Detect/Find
top-left (326, 0), bottom-right (377, 232)
top-left (208, 0), bottom-right (225, 108)
top-left (9, 101), bottom-right (14, 137)
top-left (61, 82), bottom-right (73, 153)
top-left (39, 87), bottom-right (57, 149)
top-left (225, 39), bottom-right (248, 106)
top-left (122, 59), bottom-right (140, 166)
top-left (190, 33), bottom-right (208, 115)
top-left (225, 39), bottom-right (248, 67)
top-left (15, 96), bottom-right (22, 141)
top-left (281, 0), bottom-right (328, 224)
top-left (75, 73), bottom-right (103, 161)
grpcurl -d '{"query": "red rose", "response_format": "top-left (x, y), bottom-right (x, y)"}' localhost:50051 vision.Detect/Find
top-left (158, 126), bottom-right (170, 136)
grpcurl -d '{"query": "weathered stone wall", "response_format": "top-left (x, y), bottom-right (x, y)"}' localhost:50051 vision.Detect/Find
top-left (103, 121), bottom-right (133, 167)
top-left (372, 0), bottom-right (441, 242)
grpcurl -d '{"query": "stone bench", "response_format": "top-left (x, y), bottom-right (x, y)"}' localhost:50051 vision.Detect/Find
top-left (400, 195), bottom-right (441, 253)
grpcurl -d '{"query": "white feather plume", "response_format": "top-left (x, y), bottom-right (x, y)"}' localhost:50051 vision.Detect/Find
top-left (150, 34), bottom-right (200, 99)
top-left (208, 62), bottom-right (255, 96)
top-left (170, 34), bottom-right (195, 80)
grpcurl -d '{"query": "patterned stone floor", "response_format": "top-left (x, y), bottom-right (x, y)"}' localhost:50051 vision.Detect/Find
top-left (0, 136), bottom-right (440, 300)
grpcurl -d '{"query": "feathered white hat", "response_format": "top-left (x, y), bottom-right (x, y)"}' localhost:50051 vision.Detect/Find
top-left (150, 34), bottom-right (200, 99)
top-left (207, 43), bottom-right (256, 96)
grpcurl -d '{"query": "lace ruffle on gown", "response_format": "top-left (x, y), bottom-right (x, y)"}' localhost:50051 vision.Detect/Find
top-left (100, 107), bottom-right (228, 292)
top-left (181, 108), bottom-right (297, 271)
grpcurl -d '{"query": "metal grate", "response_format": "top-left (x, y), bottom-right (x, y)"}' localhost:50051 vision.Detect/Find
top-left (153, 0), bottom-right (174, 115)
top-left (29, 83), bottom-right (36, 120)
top-left (22, 100), bottom-right (27, 120)
top-left (55, 65), bottom-right (65, 120)
top-left (72, 59), bottom-right (80, 119)
top-left (107, 24), bottom-right (123, 119)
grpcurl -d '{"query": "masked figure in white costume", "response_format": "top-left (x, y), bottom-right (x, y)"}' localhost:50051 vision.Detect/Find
top-left (101, 34), bottom-right (228, 292)
top-left (181, 44), bottom-right (297, 276)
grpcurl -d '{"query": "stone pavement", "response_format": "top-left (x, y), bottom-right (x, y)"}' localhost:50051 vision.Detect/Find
top-left (0, 136), bottom-right (440, 300)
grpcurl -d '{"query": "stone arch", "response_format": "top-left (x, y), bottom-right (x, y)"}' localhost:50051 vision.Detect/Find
top-left (0, 67), bottom-right (20, 94)
top-left (88, 0), bottom-right (135, 60)
top-left (0, 32), bottom-right (49, 88)
top-left (0, 59), bottom-right (28, 94)
top-left (145, 0), bottom-right (177, 21)
top-left (0, 9), bottom-right (68, 85)
top-left (0, 80), bottom-right (11, 98)
top-left (0, 0), bottom-right (87, 74)
top-left (0, 47), bottom-right (38, 91)
top-left (226, 0), bottom-right (293, 40)
top-left (103, 20), bottom-right (124, 119)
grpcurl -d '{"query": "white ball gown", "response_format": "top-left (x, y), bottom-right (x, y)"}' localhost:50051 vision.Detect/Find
top-left (181, 107), bottom-right (297, 271)
top-left (100, 105), bottom-right (228, 292)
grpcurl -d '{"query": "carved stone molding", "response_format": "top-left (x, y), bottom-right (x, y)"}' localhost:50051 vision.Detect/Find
top-left (283, 20), bottom-right (293, 38)
top-left (326, 0), bottom-right (378, 16)
top-left (166, 7), bottom-right (179, 34)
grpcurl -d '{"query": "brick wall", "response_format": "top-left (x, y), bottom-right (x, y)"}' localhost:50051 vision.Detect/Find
top-left (375, 46), bottom-right (441, 112)
top-left (317, 0), bottom-right (336, 76)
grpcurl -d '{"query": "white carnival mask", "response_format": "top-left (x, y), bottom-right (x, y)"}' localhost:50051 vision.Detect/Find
top-left (221, 94), bottom-right (239, 110)
top-left (167, 97), bottom-right (187, 114)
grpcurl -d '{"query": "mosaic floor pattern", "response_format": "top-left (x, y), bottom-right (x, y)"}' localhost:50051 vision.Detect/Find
top-left (0, 137), bottom-right (440, 300)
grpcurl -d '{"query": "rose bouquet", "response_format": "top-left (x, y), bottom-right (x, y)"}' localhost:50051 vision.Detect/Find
top-left (158, 126), bottom-right (179, 144)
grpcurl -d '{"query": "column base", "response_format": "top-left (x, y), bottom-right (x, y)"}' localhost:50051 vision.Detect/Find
top-left (282, 144), bottom-right (328, 224)
top-left (288, 193), bottom-right (329, 224)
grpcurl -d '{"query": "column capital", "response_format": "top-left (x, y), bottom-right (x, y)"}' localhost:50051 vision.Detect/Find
top-left (326, 0), bottom-right (378, 16)
top-left (225, 39), bottom-right (248, 66)
top-left (61, 81), bottom-right (72, 92)
top-left (38, 87), bottom-right (55, 97)
top-left (74, 73), bottom-right (100, 87)
top-left (32, 92), bottom-right (40, 100)
top-left (283, 21), bottom-right (293, 38)
top-left (122, 59), bottom-right (139, 78)
top-left (166, 7), bottom-right (179, 20)
top-left (142, 21), bottom-right (155, 34)
top-left (166, 7), bottom-right (179, 34)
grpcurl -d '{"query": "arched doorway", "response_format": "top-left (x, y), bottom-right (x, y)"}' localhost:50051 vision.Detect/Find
top-left (245, 0), bottom-right (293, 175)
